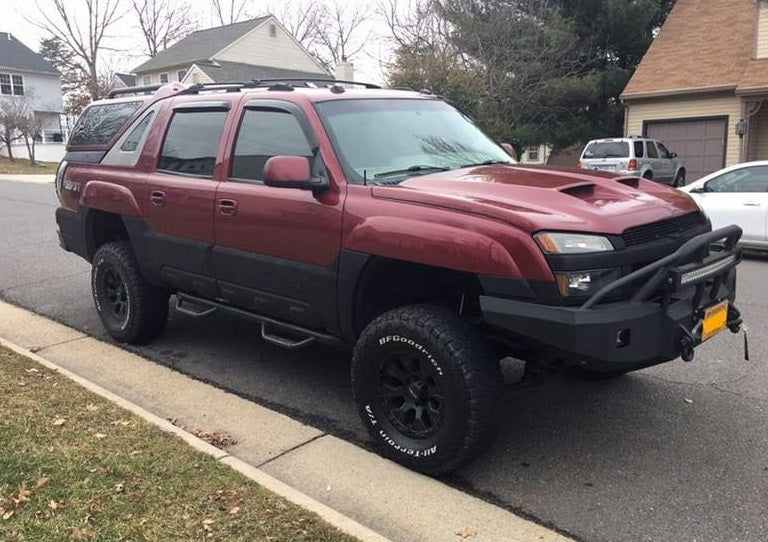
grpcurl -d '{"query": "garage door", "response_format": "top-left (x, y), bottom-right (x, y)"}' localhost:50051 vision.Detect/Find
top-left (644, 118), bottom-right (727, 181)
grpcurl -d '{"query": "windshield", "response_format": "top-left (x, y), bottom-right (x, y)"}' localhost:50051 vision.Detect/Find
top-left (583, 141), bottom-right (630, 159)
top-left (315, 99), bottom-right (514, 184)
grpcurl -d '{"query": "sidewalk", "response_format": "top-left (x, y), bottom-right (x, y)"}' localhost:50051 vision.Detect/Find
top-left (0, 174), bottom-right (55, 183)
top-left (0, 301), bottom-right (574, 542)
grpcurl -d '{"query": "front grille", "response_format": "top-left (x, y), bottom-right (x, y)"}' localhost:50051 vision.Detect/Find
top-left (622, 212), bottom-right (707, 247)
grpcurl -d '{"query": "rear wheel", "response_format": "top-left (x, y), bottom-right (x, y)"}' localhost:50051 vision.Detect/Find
top-left (642, 171), bottom-right (654, 180)
top-left (92, 241), bottom-right (170, 344)
top-left (352, 305), bottom-right (502, 475)
top-left (673, 170), bottom-right (686, 187)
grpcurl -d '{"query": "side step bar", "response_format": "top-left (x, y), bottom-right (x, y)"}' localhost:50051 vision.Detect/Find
top-left (174, 293), bottom-right (343, 349)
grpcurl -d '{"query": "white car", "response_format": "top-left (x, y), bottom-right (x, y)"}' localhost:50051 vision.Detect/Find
top-left (681, 161), bottom-right (768, 250)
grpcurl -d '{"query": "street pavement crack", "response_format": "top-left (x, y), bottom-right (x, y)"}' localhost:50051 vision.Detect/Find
top-left (33, 335), bottom-right (89, 353)
top-left (253, 432), bottom-right (328, 469)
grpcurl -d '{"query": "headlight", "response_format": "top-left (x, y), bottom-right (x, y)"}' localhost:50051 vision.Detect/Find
top-left (54, 160), bottom-right (68, 203)
top-left (555, 268), bottom-right (621, 297)
top-left (535, 232), bottom-right (614, 254)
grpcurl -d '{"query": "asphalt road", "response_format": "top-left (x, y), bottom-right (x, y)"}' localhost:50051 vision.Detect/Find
top-left (2, 178), bottom-right (767, 542)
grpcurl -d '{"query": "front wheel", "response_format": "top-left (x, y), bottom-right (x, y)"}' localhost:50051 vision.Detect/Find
top-left (92, 241), bottom-right (170, 344)
top-left (352, 305), bottom-right (502, 475)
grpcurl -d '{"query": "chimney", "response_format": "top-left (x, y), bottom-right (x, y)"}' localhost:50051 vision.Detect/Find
top-left (333, 59), bottom-right (355, 82)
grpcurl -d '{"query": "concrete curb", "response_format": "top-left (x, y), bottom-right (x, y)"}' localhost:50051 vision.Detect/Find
top-left (0, 174), bottom-right (55, 184)
top-left (0, 336), bottom-right (392, 542)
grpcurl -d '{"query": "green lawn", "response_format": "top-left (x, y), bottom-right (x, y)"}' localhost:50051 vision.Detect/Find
top-left (0, 157), bottom-right (58, 175)
top-left (0, 346), bottom-right (358, 542)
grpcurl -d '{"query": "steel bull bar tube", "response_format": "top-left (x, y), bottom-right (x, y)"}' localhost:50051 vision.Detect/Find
top-left (581, 225), bottom-right (743, 310)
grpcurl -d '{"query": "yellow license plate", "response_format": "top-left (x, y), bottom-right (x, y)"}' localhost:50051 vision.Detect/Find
top-left (702, 301), bottom-right (729, 341)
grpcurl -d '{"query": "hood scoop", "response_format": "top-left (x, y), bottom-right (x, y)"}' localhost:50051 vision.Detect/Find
top-left (616, 177), bottom-right (640, 189)
top-left (559, 182), bottom-right (596, 198)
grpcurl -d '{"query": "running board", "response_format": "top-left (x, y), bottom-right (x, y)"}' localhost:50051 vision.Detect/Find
top-left (175, 293), bottom-right (342, 349)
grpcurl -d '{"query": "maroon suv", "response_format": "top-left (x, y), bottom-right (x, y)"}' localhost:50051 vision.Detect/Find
top-left (55, 80), bottom-right (744, 474)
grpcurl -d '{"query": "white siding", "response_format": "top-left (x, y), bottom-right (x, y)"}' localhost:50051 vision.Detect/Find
top-left (625, 93), bottom-right (742, 166)
top-left (2, 72), bottom-right (63, 113)
top-left (183, 65), bottom-right (214, 85)
top-left (139, 66), bottom-right (192, 86)
top-left (215, 19), bottom-right (326, 74)
top-left (758, 2), bottom-right (768, 59)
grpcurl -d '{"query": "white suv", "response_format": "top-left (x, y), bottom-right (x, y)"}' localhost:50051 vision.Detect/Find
top-left (579, 137), bottom-right (687, 186)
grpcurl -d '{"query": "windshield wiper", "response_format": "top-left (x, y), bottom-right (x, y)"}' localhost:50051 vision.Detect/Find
top-left (374, 165), bottom-right (450, 179)
top-left (461, 159), bottom-right (510, 168)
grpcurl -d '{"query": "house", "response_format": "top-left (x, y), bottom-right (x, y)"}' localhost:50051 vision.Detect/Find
top-left (131, 15), bottom-right (333, 87)
top-left (518, 144), bottom-right (552, 165)
top-left (0, 32), bottom-right (64, 153)
top-left (112, 73), bottom-right (137, 90)
top-left (622, 0), bottom-right (768, 181)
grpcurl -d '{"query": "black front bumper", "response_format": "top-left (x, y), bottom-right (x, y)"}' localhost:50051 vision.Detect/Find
top-left (481, 226), bottom-right (743, 370)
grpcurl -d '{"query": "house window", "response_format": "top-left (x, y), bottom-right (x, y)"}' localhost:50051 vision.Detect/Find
top-left (177, 69), bottom-right (187, 82)
top-left (0, 73), bottom-right (24, 96)
top-left (11, 75), bottom-right (24, 95)
top-left (269, 23), bottom-right (277, 37)
top-left (527, 146), bottom-right (540, 162)
top-left (159, 73), bottom-right (169, 83)
top-left (143, 75), bottom-right (152, 86)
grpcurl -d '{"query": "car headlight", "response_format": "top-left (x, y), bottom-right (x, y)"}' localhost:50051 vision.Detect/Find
top-left (534, 232), bottom-right (614, 254)
top-left (555, 268), bottom-right (621, 297)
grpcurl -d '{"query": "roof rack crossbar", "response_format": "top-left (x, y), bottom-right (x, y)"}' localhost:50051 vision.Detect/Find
top-left (107, 84), bottom-right (163, 98)
top-left (250, 78), bottom-right (381, 89)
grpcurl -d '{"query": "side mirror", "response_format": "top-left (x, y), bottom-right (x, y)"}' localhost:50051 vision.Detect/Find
top-left (670, 152), bottom-right (678, 158)
top-left (263, 155), bottom-right (327, 192)
top-left (500, 143), bottom-right (518, 161)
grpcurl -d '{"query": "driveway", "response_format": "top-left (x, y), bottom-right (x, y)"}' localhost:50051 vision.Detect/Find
top-left (1, 178), bottom-right (766, 542)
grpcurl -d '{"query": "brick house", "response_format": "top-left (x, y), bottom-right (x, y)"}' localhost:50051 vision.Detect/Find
top-left (622, 0), bottom-right (768, 181)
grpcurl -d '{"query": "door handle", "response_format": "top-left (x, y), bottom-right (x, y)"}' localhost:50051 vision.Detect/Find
top-left (150, 190), bottom-right (166, 207)
top-left (218, 198), bottom-right (238, 216)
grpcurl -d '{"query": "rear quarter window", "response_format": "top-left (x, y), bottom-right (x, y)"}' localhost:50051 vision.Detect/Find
top-left (68, 101), bottom-right (143, 147)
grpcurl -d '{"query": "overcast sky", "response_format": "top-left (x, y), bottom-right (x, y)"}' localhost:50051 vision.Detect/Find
top-left (5, 0), bottom-right (394, 84)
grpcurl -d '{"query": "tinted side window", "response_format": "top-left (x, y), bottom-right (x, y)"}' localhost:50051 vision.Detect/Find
top-left (633, 141), bottom-right (644, 158)
top-left (646, 142), bottom-right (659, 158)
top-left (231, 109), bottom-right (312, 182)
top-left (657, 142), bottom-right (671, 158)
top-left (69, 101), bottom-right (143, 146)
top-left (706, 167), bottom-right (768, 193)
top-left (120, 112), bottom-right (154, 152)
top-left (158, 110), bottom-right (228, 177)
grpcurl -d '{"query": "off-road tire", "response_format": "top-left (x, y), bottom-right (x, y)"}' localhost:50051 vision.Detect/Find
top-left (91, 241), bottom-right (170, 344)
top-left (352, 305), bottom-right (502, 475)
top-left (642, 171), bottom-right (654, 180)
top-left (673, 170), bottom-right (686, 187)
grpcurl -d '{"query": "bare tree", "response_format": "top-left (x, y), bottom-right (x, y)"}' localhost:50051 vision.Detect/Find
top-left (210, 0), bottom-right (250, 26)
top-left (316, 1), bottom-right (370, 66)
top-left (20, 114), bottom-right (45, 166)
top-left (0, 98), bottom-right (32, 161)
top-left (132, 0), bottom-right (196, 57)
top-left (32, 0), bottom-right (123, 101)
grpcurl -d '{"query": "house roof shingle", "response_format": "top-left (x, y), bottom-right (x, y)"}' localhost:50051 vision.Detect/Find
top-left (132, 16), bottom-right (270, 74)
top-left (622, 0), bottom-right (757, 99)
top-left (0, 32), bottom-right (58, 75)
top-left (195, 61), bottom-right (330, 83)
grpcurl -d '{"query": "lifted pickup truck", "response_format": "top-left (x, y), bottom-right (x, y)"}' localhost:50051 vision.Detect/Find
top-left (55, 80), bottom-right (744, 474)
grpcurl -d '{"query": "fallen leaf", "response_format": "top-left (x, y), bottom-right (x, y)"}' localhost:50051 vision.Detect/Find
top-left (36, 477), bottom-right (49, 489)
top-left (203, 518), bottom-right (215, 525)
top-left (48, 500), bottom-right (61, 511)
top-left (111, 419), bottom-right (131, 427)
top-left (25, 368), bottom-right (40, 374)
top-left (86, 404), bottom-right (99, 412)
top-left (52, 417), bottom-right (66, 426)
top-left (94, 433), bottom-right (107, 440)
top-left (114, 483), bottom-right (124, 493)
top-left (683, 398), bottom-right (694, 404)
top-left (2, 510), bottom-right (13, 521)
top-left (229, 506), bottom-right (240, 515)
top-left (455, 527), bottom-right (478, 539)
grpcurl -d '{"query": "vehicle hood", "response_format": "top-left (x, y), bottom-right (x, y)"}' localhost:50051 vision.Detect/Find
top-left (371, 165), bottom-right (699, 235)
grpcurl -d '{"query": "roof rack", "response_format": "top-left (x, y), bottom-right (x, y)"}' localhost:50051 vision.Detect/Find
top-left (107, 84), bottom-right (163, 98)
top-left (106, 78), bottom-right (383, 100)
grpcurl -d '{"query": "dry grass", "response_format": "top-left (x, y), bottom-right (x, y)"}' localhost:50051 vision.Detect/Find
top-left (0, 157), bottom-right (58, 175)
top-left (0, 346), bottom-right (358, 542)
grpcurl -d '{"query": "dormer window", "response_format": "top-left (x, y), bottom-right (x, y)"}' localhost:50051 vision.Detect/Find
top-left (269, 23), bottom-right (277, 37)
